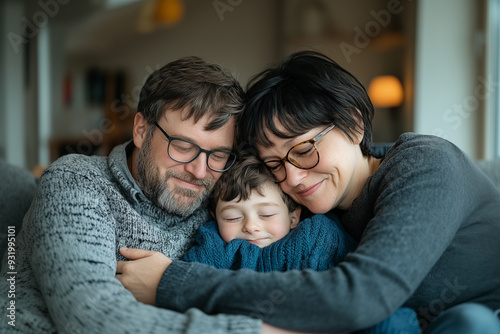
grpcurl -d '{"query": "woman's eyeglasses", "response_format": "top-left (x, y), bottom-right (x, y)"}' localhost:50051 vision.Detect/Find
top-left (263, 124), bottom-right (335, 183)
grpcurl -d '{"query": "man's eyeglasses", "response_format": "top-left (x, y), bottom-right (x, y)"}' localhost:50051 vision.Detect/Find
top-left (154, 122), bottom-right (237, 172)
top-left (263, 124), bottom-right (335, 183)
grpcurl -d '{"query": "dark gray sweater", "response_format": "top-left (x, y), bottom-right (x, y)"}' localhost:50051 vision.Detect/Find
top-left (0, 142), bottom-right (260, 334)
top-left (156, 133), bottom-right (500, 333)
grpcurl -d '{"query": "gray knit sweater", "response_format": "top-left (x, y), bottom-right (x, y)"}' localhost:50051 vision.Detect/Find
top-left (0, 142), bottom-right (260, 334)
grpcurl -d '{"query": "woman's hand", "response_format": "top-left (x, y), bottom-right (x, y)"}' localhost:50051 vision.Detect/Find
top-left (116, 247), bottom-right (172, 305)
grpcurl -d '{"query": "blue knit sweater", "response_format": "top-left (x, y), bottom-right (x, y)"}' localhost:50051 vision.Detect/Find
top-left (183, 214), bottom-right (357, 271)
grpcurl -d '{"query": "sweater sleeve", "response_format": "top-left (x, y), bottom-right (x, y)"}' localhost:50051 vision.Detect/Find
top-left (257, 214), bottom-right (357, 272)
top-left (182, 221), bottom-right (261, 270)
top-left (154, 135), bottom-right (481, 333)
top-left (25, 164), bottom-right (260, 334)
top-left (182, 221), bottom-right (230, 266)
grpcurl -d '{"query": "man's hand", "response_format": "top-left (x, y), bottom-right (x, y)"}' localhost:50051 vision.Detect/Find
top-left (261, 323), bottom-right (322, 334)
top-left (116, 247), bottom-right (172, 305)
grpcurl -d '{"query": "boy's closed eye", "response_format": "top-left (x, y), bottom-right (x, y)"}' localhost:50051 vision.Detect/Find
top-left (223, 216), bottom-right (243, 223)
top-left (259, 213), bottom-right (277, 219)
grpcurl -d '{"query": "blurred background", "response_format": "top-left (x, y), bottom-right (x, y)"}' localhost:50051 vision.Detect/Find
top-left (1, 0), bottom-right (499, 174)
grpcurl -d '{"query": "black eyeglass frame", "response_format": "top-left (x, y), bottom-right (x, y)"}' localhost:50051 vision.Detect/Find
top-left (263, 124), bottom-right (336, 183)
top-left (154, 122), bottom-right (237, 173)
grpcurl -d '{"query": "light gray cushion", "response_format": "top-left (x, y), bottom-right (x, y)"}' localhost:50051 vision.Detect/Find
top-left (476, 157), bottom-right (500, 191)
top-left (0, 160), bottom-right (38, 256)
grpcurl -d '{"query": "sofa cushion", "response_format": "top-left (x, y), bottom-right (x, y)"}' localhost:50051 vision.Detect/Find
top-left (0, 160), bottom-right (38, 256)
top-left (476, 157), bottom-right (500, 192)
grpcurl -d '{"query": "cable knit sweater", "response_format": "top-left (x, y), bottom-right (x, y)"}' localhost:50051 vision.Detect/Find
top-left (0, 142), bottom-right (260, 334)
top-left (183, 215), bottom-right (357, 272)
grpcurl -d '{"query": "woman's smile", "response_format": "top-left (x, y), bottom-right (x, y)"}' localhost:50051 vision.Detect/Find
top-left (296, 180), bottom-right (324, 198)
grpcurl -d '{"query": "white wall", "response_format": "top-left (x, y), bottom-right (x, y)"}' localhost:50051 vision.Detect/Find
top-left (0, 1), bottom-right (6, 161)
top-left (485, 0), bottom-right (500, 158)
top-left (414, 0), bottom-right (481, 159)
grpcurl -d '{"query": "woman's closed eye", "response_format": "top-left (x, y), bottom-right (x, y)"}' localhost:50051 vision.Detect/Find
top-left (295, 146), bottom-right (314, 156)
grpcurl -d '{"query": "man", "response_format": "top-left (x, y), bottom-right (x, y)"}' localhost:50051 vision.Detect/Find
top-left (0, 56), bottom-right (261, 333)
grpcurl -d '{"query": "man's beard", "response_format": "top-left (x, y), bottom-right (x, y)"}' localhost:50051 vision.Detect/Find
top-left (136, 131), bottom-right (214, 217)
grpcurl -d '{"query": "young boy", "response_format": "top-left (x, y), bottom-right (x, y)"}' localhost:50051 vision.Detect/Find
top-left (182, 155), bottom-right (420, 334)
top-left (183, 154), bottom-right (357, 272)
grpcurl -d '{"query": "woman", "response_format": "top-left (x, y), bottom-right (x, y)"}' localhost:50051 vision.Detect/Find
top-left (118, 51), bottom-right (500, 333)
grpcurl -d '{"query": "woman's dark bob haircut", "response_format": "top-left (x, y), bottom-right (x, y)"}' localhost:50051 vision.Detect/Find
top-left (238, 51), bottom-right (374, 156)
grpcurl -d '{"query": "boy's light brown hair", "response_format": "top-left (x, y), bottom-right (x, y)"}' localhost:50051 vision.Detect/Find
top-left (209, 154), bottom-right (298, 214)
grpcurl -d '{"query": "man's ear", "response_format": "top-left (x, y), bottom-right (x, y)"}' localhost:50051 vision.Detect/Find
top-left (290, 206), bottom-right (302, 229)
top-left (133, 112), bottom-right (149, 149)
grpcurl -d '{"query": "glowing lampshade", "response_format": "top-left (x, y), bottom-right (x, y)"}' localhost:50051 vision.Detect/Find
top-left (368, 75), bottom-right (404, 108)
top-left (154, 0), bottom-right (184, 26)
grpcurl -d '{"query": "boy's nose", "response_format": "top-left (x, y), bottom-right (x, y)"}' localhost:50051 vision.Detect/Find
top-left (242, 218), bottom-right (261, 234)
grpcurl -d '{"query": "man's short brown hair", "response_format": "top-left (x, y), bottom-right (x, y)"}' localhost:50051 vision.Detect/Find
top-left (138, 56), bottom-right (244, 131)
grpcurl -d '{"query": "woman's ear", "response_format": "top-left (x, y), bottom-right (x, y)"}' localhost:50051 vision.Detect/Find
top-left (352, 109), bottom-right (364, 145)
top-left (289, 206), bottom-right (302, 229)
top-left (133, 112), bottom-right (148, 149)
